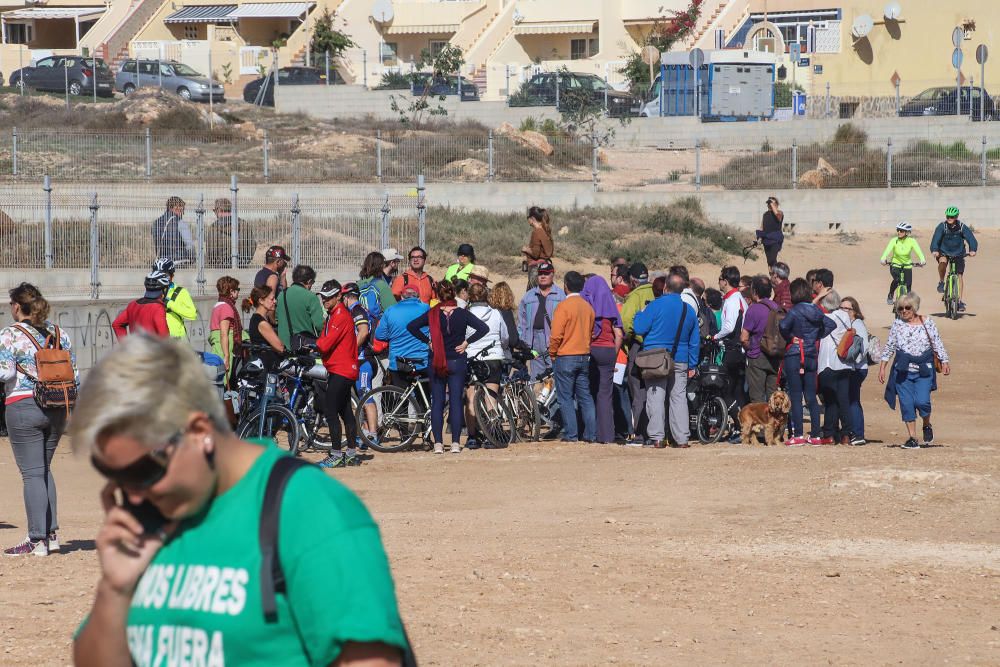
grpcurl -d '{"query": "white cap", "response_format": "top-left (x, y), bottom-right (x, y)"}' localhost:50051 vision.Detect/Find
top-left (380, 247), bottom-right (404, 262)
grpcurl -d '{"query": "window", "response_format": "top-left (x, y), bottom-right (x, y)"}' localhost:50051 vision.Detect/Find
top-left (35, 57), bottom-right (56, 69)
top-left (588, 38), bottom-right (599, 57)
top-left (183, 25), bottom-right (198, 40)
top-left (748, 9), bottom-right (840, 54)
top-left (5, 23), bottom-right (31, 44)
top-left (570, 39), bottom-right (587, 60)
top-left (121, 60), bottom-right (136, 74)
top-left (380, 41), bottom-right (398, 65)
top-left (429, 40), bottom-right (447, 57)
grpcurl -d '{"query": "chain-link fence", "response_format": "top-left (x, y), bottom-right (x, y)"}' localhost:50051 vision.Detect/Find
top-left (0, 179), bottom-right (425, 299)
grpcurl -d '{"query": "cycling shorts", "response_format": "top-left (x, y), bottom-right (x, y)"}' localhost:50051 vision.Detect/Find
top-left (939, 255), bottom-right (966, 275)
top-left (356, 359), bottom-right (375, 404)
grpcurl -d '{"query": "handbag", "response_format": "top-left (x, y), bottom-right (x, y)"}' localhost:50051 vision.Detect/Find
top-left (920, 317), bottom-right (944, 373)
top-left (635, 302), bottom-right (687, 381)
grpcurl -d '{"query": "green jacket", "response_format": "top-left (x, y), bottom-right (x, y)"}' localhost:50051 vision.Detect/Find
top-left (444, 262), bottom-right (475, 282)
top-left (276, 283), bottom-right (325, 348)
top-left (621, 283), bottom-right (655, 345)
top-left (165, 283), bottom-right (197, 339)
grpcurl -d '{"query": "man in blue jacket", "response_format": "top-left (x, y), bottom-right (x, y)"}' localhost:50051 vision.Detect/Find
top-left (632, 273), bottom-right (700, 448)
top-left (517, 261), bottom-right (565, 380)
top-left (374, 286), bottom-right (430, 385)
top-left (930, 206), bottom-right (978, 312)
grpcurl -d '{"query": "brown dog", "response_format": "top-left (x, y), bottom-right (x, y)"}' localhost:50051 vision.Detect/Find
top-left (739, 390), bottom-right (791, 446)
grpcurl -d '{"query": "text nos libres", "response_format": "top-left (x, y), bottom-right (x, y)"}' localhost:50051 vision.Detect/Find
top-left (132, 564), bottom-right (249, 616)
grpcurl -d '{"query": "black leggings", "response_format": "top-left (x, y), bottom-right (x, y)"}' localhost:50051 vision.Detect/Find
top-left (888, 265), bottom-right (912, 299)
top-left (764, 242), bottom-right (782, 267)
top-left (325, 374), bottom-right (356, 452)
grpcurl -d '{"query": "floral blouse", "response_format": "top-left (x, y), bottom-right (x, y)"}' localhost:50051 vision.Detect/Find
top-left (880, 316), bottom-right (949, 363)
top-left (0, 322), bottom-right (78, 403)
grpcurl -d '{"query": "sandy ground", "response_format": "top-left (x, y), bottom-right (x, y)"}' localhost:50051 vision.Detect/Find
top-left (1, 232), bottom-right (999, 666)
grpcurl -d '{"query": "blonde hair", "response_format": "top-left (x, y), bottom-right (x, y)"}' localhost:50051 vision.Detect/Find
top-left (896, 292), bottom-right (921, 313)
top-left (488, 282), bottom-right (515, 310)
top-left (69, 334), bottom-right (229, 453)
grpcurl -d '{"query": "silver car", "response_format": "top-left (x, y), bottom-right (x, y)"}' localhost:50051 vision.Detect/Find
top-left (115, 59), bottom-right (224, 102)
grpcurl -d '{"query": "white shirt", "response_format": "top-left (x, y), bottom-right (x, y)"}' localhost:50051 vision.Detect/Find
top-left (818, 308), bottom-right (852, 372)
top-left (714, 289), bottom-right (748, 340)
top-left (681, 288), bottom-right (699, 315)
top-left (466, 303), bottom-right (509, 361)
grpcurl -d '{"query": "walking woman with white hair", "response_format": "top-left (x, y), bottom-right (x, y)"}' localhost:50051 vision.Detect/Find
top-left (72, 335), bottom-right (410, 666)
top-left (879, 292), bottom-right (950, 449)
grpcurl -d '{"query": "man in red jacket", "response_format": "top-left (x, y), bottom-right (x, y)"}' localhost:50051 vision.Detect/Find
top-left (315, 279), bottom-right (361, 468)
top-left (112, 271), bottom-right (170, 339)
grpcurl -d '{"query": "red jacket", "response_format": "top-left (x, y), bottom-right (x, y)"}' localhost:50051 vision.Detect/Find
top-left (113, 298), bottom-right (169, 340)
top-left (317, 302), bottom-right (359, 380)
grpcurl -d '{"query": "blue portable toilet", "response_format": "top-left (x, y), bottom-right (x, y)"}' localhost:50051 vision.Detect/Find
top-left (793, 91), bottom-right (807, 116)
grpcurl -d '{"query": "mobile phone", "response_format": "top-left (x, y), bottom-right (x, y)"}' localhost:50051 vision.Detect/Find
top-left (121, 498), bottom-right (168, 536)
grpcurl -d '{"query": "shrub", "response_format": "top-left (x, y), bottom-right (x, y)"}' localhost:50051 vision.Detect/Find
top-left (832, 123), bottom-right (868, 145)
top-left (375, 71), bottom-right (411, 90)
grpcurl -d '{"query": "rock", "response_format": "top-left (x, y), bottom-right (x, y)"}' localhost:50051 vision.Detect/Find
top-left (817, 157), bottom-right (839, 177)
top-left (557, 225), bottom-right (570, 236)
top-left (441, 158), bottom-right (489, 181)
top-left (910, 180), bottom-right (939, 188)
top-left (798, 169), bottom-right (825, 188)
top-left (494, 122), bottom-right (554, 156)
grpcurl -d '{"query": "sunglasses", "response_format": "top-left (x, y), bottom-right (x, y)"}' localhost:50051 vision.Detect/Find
top-left (897, 305), bottom-right (913, 312)
top-left (90, 430), bottom-right (183, 489)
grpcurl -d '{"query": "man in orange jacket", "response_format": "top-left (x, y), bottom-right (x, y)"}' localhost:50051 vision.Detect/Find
top-left (548, 271), bottom-right (596, 443)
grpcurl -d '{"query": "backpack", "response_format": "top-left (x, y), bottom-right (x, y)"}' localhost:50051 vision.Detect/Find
top-left (260, 457), bottom-right (417, 666)
top-left (759, 305), bottom-right (787, 358)
top-left (359, 282), bottom-right (388, 354)
top-left (13, 324), bottom-right (77, 415)
top-left (836, 328), bottom-right (865, 363)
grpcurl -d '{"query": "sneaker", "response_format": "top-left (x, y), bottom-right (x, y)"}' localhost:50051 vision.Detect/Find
top-left (807, 436), bottom-right (825, 446)
top-left (344, 453), bottom-right (361, 467)
top-left (4, 537), bottom-right (47, 557)
top-left (541, 429), bottom-right (562, 441)
top-left (937, 281), bottom-right (944, 293)
top-left (355, 435), bottom-right (369, 452)
top-left (886, 296), bottom-right (894, 305)
top-left (922, 423), bottom-right (934, 445)
top-left (958, 301), bottom-right (967, 312)
top-left (850, 436), bottom-right (867, 446)
top-left (726, 432), bottom-right (742, 444)
top-left (785, 436), bottom-right (807, 446)
top-left (901, 437), bottom-right (920, 450)
top-left (47, 532), bottom-right (59, 553)
top-left (433, 443), bottom-right (444, 454)
top-left (317, 453), bottom-right (345, 468)
top-left (670, 442), bottom-right (690, 449)
top-left (450, 443), bottom-right (461, 454)
top-left (624, 438), bottom-right (646, 448)
top-left (642, 440), bottom-right (659, 448)
top-left (465, 438), bottom-right (481, 450)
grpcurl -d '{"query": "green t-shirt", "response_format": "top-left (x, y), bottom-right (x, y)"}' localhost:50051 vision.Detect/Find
top-left (116, 442), bottom-right (406, 666)
top-left (444, 262), bottom-right (475, 282)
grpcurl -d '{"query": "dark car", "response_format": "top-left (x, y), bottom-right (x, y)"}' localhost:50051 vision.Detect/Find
top-left (515, 71), bottom-right (636, 117)
top-left (898, 86), bottom-right (996, 121)
top-left (242, 66), bottom-right (343, 105)
top-left (9, 56), bottom-right (114, 97)
top-left (410, 74), bottom-right (479, 101)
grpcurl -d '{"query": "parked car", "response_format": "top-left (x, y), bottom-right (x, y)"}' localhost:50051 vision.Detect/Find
top-left (514, 72), bottom-right (636, 117)
top-left (898, 86), bottom-right (996, 121)
top-left (9, 56), bottom-right (114, 97)
top-left (242, 66), bottom-right (343, 105)
top-left (410, 74), bottom-right (479, 101)
top-left (116, 59), bottom-right (224, 102)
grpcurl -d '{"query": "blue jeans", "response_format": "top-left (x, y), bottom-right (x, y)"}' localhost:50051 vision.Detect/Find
top-left (819, 368), bottom-right (853, 439)
top-left (428, 356), bottom-right (468, 444)
top-left (896, 371), bottom-right (932, 422)
top-left (784, 354), bottom-right (819, 438)
top-left (849, 368), bottom-right (868, 439)
top-left (613, 382), bottom-right (632, 438)
top-left (553, 354), bottom-right (596, 441)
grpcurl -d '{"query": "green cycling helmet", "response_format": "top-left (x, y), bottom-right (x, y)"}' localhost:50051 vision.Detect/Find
top-left (945, 206), bottom-right (960, 218)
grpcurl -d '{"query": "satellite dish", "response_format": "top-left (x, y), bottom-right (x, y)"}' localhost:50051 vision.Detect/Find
top-left (641, 45), bottom-right (660, 66)
top-left (883, 2), bottom-right (902, 20)
top-left (851, 14), bottom-right (874, 39)
top-left (370, 0), bottom-right (393, 24)
top-left (512, 8), bottom-right (523, 24)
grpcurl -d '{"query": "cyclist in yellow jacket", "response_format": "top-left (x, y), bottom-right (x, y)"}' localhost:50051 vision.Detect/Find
top-left (154, 257), bottom-right (197, 338)
top-left (880, 222), bottom-right (926, 305)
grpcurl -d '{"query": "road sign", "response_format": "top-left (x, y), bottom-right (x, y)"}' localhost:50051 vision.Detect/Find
top-left (890, 71), bottom-right (901, 87)
top-left (952, 27), bottom-right (964, 48)
top-left (799, 58), bottom-right (810, 67)
top-left (976, 44), bottom-right (989, 65)
top-left (813, 64), bottom-right (823, 74)
top-left (789, 42), bottom-right (801, 61)
top-left (952, 47), bottom-right (964, 70)
top-left (689, 48), bottom-right (705, 69)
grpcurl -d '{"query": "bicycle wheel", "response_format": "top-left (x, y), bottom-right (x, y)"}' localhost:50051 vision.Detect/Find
top-left (474, 384), bottom-right (515, 448)
top-left (237, 404), bottom-right (301, 452)
top-left (696, 396), bottom-right (729, 444)
top-left (947, 275), bottom-right (961, 319)
top-left (356, 385), bottom-right (423, 453)
top-left (512, 383), bottom-right (541, 442)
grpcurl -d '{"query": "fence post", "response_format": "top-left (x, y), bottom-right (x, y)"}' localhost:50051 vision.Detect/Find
top-left (487, 130), bottom-right (495, 182)
top-left (291, 194), bottom-right (301, 266)
top-left (695, 139), bottom-right (702, 191)
top-left (825, 82), bottom-right (831, 118)
top-left (145, 128), bottom-right (152, 179)
top-left (43, 175), bottom-right (53, 269)
top-left (376, 130), bottom-right (383, 182)
top-left (263, 129), bottom-right (270, 183)
top-left (555, 74), bottom-right (560, 109)
top-left (982, 136), bottom-right (988, 187)
top-left (604, 75), bottom-right (609, 114)
top-left (230, 174), bottom-right (239, 270)
top-left (195, 195), bottom-right (206, 296)
top-left (792, 139), bottom-right (798, 190)
top-left (591, 134), bottom-right (599, 192)
top-left (12, 127), bottom-right (17, 177)
top-left (380, 192), bottom-right (391, 249)
top-left (886, 137), bottom-right (893, 189)
top-left (325, 51), bottom-right (330, 85)
top-left (89, 193), bottom-right (100, 300)
top-left (363, 50), bottom-right (367, 88)
top-left (416, 174), bottom-right (426, 249)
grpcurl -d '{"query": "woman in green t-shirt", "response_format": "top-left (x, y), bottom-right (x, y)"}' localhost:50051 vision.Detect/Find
top-left (444, 243), bottom-right (476, 282)
top-left (70, 335), bottom-right (409, 667)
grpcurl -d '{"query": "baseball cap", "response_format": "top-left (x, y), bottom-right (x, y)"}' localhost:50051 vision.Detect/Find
top-left (456, 243), bottom-right (475, 257)
top-left (266, 245), bottom-right (289, 261)
top-left (317, 279), bottom-right (341, 298)
top-left (380, 247), bottom-right (404, 262)
top-left (400, 286), bottom-right (420, 299)
top-left (340, 281), bottom-right (360, 297)
top-left (536, 260), bottom-right (555, 274)
top-left (469, 267), bottom-right (491, 283)
top-left (629, 262), bottom-right (649, 281)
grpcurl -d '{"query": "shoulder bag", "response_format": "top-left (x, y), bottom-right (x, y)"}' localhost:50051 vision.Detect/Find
top-left (635, 303), bottom-right (687, 381)
top-left (920, 317), bottom-right (944, 373)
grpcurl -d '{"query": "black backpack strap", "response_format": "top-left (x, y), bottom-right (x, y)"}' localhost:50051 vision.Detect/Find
top-left (259, 456), bottom-right (311, 622)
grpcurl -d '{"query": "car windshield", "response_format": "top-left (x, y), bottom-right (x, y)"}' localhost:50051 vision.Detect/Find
top-left (913, 88), bottom-right (946, 101)
top-left (577, 76), bottom-right (608, 92)
top-left (169, 63), bottom-right (202, 77)
top-left (83, 58), bottom-right (110, 72)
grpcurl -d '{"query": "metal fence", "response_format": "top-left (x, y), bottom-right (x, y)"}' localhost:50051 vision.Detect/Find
top-left (0, 176), bottom-right (426, 299)
top-left (0, 127), bottom-right (596, 185)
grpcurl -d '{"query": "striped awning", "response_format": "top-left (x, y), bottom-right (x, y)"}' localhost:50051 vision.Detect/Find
top-left (1, 7), bottom-right (105, 21)
top-left (514, 21), bottom-right (597, 36)
top-left (164, 5), bottom-right (237, 23)
top-left (385, 23), bottom-right (458, 35)
top-left (227, 2), bottom-right (314, 19)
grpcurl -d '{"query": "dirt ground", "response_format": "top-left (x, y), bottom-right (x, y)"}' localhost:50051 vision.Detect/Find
top-left (1, 232), bottom-right (998, 666)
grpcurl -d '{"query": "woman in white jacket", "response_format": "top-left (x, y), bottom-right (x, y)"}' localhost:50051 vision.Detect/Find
top-left (839, 295), bottom-right (869, 445)
top-left (465, 283), bottom-right (509, 449)
top-left (817, 290), bottom-right (855, 445)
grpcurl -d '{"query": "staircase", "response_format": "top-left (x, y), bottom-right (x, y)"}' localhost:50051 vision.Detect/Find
top-left (97, 0), bottom-right (165, 69)
top-left (471, 65), bottom-right (487, 92)
top-left (687, 0), bottom-right (752, 50)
